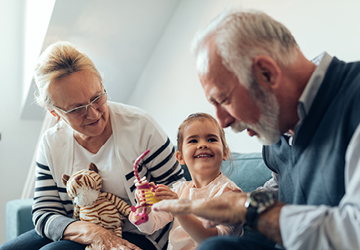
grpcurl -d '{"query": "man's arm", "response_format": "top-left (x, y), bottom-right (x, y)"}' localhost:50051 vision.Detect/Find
top-left (279, 123), bottom-right (360, 249)
top-left (153, 192), bottom-right (285, 244)
top-left (154, 123), bottom-right (360, 249)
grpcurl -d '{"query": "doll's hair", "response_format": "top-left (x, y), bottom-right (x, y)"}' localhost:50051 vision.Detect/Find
top-left (177, 112), bottom-right (229, 153)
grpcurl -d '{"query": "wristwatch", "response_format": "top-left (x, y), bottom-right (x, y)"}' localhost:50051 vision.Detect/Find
top-left (244, 190), bottom-right (277, 230)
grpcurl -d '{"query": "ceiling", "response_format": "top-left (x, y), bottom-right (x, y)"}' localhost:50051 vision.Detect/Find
top-left (21, 0), bottom-right (180, 119)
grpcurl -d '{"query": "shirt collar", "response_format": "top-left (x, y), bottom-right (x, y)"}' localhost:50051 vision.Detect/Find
top-left (297, 52), bottom-right (333, 119)
top-left (288, 52), bottom-right (333, 145)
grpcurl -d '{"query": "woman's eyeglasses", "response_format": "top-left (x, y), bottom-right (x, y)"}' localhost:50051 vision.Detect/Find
top-left (55, 90), bottom-right (107, 119)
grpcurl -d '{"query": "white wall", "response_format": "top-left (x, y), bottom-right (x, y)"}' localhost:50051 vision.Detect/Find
top-left (128, 0), bottom-right (360, 153)
top-left (0, 0), bottom-right (43, 245)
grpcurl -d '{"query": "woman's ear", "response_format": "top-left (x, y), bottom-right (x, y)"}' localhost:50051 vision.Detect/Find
top-left (175, 151), bottom-right (185, 165)
top-left (47, 108), bottom-right (60, 121)
top-left (223, 146), bottom-right (229, 161)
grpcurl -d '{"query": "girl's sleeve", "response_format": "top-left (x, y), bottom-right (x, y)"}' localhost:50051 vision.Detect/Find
top-left (32, 135), bottom-right (75, 241)
top-left (213, 180), bottom-right (244, 236)
top-left (129, 182), bottom-right (187, 234)
top-left (129, 210), bottom-right (174, 235)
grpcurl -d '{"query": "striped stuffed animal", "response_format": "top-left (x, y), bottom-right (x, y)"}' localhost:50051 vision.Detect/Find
top-left (62, 163), bottom-right (131, 250)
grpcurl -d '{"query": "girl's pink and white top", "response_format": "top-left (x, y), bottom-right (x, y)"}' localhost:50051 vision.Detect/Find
top-left (129, 173), bottom-right (243, 250)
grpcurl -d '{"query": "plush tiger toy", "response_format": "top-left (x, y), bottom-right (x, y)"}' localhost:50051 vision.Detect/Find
top-left (62, 163), bottom-right (131, 250)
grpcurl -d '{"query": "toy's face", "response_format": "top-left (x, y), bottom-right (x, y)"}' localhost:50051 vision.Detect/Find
top-left (66, 169), bottom-right (102, 199)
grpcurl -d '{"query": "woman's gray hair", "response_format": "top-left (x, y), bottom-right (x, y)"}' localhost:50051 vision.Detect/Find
top-left (191, 7), bottom-right (299, 89)
top-left (34, 41), bottom-right (102, 108)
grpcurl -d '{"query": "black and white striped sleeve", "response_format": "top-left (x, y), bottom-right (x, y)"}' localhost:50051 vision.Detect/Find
top-left (32, 140), bottom-right (75, 241)
top-left (139, 113), bottom-right (184, 186)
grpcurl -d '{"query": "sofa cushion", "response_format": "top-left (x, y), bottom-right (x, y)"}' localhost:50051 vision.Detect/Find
top-left (6, 198), bottom-right (34, 241)
top-left (181, 152), bottom-right (272, 192)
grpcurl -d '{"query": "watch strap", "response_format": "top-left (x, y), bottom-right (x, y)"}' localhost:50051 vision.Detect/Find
top-left (245, 205), bottom-right (259, 230)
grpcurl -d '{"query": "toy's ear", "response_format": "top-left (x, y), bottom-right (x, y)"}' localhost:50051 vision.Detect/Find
top-left (89, 162), bottom-right (99, 173)
top-left (75, 174), bottom-right (82, 182)
top-left (62, 174), bottom-right (70, 186)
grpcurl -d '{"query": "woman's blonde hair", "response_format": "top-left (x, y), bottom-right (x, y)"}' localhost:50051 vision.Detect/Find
top-left (33, 41), bottom-right (102, 108)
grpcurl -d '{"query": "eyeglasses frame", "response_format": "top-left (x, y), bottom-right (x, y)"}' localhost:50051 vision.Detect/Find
top-left (54, 89), bottom-right (107, 119)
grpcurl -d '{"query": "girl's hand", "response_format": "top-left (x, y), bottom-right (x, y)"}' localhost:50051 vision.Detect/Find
top-left (154, 184), bottom-right (178, 200)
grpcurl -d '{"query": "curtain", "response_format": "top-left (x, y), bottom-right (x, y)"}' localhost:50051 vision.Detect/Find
top-left (21, 112), bottom-right (57, 198)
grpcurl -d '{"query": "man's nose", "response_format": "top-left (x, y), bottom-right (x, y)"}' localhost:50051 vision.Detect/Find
top-left (216, 106), bottom-right (235, 128)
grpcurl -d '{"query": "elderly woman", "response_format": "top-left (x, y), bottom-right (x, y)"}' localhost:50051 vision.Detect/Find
top-left (1, 41), bottom-right (183, 250)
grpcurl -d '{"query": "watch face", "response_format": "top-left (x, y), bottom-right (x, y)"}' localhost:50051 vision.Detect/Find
top-left (249, 191), bottom-right (276, 213)
top-left (252, 191), bottom-right (272, 203)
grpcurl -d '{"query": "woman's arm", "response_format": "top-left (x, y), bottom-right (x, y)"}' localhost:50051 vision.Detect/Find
top-left (32, 160), bottom-right (75, 241)
top-left (140, 113), bottom-right (185, 186)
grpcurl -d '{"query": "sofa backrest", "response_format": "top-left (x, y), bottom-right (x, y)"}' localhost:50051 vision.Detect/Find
top-left (181, 152), bottom-right (272, 193)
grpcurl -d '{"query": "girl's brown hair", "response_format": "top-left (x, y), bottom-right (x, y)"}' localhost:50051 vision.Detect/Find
top-left (177, 112), bottom-right (228, 153)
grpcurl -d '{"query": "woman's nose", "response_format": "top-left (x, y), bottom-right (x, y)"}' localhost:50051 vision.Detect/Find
top-left (85, 105), bottom-right (99, 118)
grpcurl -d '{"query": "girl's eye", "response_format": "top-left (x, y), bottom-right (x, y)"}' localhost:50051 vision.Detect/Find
top-left (208, 138), bottom-right (218, 142)
top-left (188, 139), bottom-right (197, 143)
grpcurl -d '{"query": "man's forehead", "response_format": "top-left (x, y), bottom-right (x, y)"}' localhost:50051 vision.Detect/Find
top-left (196, 36), bottom-right (218, 71)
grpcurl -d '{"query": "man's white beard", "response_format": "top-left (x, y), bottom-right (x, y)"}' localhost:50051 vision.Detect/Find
top-left (231, 88), bottom-right (281, 145)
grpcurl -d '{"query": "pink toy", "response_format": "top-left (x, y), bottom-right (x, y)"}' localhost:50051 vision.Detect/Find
top-left (131, 150), bottom-right (160, 225)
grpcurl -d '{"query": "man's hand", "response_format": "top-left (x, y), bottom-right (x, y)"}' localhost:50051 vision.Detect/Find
top-left (152, 191), bottom-right (248, 227)
top-left (63, 221), bottom-right (142, 250)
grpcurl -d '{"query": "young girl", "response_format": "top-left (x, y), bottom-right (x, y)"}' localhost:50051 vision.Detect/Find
top-left (129, 113), bottom-right (243, 250)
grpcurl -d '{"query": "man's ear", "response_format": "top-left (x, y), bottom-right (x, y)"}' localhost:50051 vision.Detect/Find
top-left (47, 108), bottom-right (61, 121)
top-left (175, 151), bottom-right (186, 165)
top-left (252, 55), bottom-right (281, 90)
top-left (223, 146), bottom-right (229, 161)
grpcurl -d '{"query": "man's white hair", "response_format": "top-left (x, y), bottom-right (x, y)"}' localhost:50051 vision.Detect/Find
top-left (191, 7), bottom-right (299, 90)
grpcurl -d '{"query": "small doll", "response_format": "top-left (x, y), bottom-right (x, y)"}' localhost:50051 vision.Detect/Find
top-left (62, 163), bottom-right (131, 250)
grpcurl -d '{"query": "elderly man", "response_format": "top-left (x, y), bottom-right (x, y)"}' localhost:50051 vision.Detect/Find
top-left (153, 7), bottom-right (360, 250)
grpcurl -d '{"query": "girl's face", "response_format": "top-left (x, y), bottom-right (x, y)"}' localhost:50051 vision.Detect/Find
top-left (176, 119), bottom-right (229, 178)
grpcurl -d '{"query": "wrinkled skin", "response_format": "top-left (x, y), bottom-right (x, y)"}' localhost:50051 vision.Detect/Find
top-left (63, 221), bottom-right (142, 250)
top-left (152, 191), bottom-right (247, 227)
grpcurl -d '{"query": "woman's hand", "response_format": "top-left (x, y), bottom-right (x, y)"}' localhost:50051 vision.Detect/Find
top-left (154, 184), bottom-right (178, 200)
top-left (63, 221), bottom-right (142, 250)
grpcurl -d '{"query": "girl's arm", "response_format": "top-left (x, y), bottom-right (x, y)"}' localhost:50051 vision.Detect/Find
top-left (175, 214), bottom-right (218, 243)
top-left (156, 184), bottom-right (219, 243)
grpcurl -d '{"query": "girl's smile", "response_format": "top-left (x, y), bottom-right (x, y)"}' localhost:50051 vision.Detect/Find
top-left (176, 119), bottom-right (229, 188)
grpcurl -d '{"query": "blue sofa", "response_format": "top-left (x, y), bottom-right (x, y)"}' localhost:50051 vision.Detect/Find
top-left (6, 152), bottom-right (272, 242)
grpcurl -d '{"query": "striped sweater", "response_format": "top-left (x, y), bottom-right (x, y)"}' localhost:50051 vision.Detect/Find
top-left (32, 101), bottom-right (184, 249)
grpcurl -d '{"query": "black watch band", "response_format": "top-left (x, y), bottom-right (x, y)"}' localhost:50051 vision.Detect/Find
top-left (244, 191), bottom-right (276, 231)
top-left (245, 205), bottom-right (259, 230)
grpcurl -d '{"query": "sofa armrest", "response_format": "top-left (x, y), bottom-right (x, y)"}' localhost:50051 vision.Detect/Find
top-left (6, 198), bottom-right (34, 241)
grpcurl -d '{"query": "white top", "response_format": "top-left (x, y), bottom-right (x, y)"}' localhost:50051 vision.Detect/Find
top-left (33, 101), bottom-right (184, 249)
top-left (73, 134), bottom-right (128, 201)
